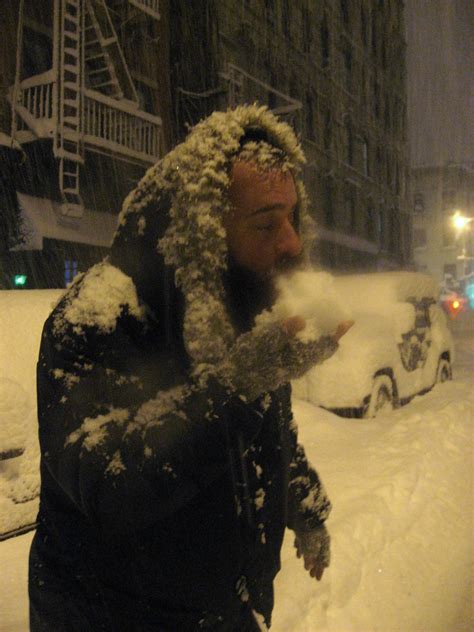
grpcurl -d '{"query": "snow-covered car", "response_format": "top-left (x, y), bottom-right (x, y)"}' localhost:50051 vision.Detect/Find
top-left (0, 289), bottom-right (63, 460)
top-left (292, 272), bottom-right (454, 418)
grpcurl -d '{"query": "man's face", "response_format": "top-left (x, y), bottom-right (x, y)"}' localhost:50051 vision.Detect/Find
top-left (225, 161), bottom-right (302, 278)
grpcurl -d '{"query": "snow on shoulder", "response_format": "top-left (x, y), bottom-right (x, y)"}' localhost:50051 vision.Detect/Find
top-left (59, 262), bottom-right (146, 335)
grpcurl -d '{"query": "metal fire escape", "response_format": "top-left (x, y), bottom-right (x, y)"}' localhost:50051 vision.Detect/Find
top-left (84, 0), bottom-right (138, 102)
top-left (54, 0), bottom-right (141, 218)
top-left (54, 0), bottom-right (84, 218)
top-left (9, 0), bottom-right (163, 221)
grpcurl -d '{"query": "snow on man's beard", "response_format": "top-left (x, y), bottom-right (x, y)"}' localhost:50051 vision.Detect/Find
top-left (224, 251), bottom-right (305, 333)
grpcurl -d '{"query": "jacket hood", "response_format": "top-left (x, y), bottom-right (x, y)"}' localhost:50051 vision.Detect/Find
top-left (110, 105), bottom-right (315, 373)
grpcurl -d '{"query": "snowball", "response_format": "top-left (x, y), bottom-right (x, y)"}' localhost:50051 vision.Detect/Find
top-left (256, 270), bottom-right (352, 341)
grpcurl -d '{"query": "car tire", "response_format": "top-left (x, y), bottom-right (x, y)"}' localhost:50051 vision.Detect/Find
top-left (436, 358), bottom-right (452, 383)
top-left (364, 374), bottom-right (395, 418)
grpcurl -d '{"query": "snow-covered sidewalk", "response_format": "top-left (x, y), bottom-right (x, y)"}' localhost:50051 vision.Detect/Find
top-left (274, 381), bottom-right (472, 631)
top-left (0, 332), bottom-right (472, 632)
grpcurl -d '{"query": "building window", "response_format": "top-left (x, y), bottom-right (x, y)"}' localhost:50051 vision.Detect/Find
top-left (361, 137), bottom-right (369, 176)
top-left (302, 6), bottom-right (312, 52)
top-left (381, 39), bottom-right (387, 69)
top-left (384, 95), bottom-right (391, 131)
top-left (366, 201), bottom-right (376, 241)
top-left (376, 147), bottom-right (384, 183)
top-left (323, 108), bottom-right (331, 151)
top-left (413, 192), bottom-right (425, 214)
top-left (344, 120), bottom-right (353, 165)
top-left (281, 0), bottom-right (290, 37)
top-left (399, 165), bottom-right (406, 197)
top-left (265, 0), bottom-right (276, 26)
top-left (343, 46), bottom-right (352, 90)
top-left (345, 191), bottom-right (357, 233)
top-left (321, 17), bottom-right (330, 68)
top-left (371, 11), bottom-right (377, 57)
top-left (303, 165), bottom-right (318, 200)
top-left (323, 178), bottom-right (334, 227)
top-left (373, 79), bottom-right (380, 118)
top-left (305, 92), bottom-right (315, 140)
top-left (395, 164), bottom-right (401, 195)
top-left (379, 208), bottom-right (388, 249)
top-left (22, 28), bottom-right (53, 77)
top-left (135, 81), bottom-right (155, 114)
top-left (442, 189), bottom-right (456, 210)
top-left (340, 0), bottom-right (349, 24)
top-left (388, 210), bottom-right (398, 253)
top-left (361, 6), bottom-right (368, 47)
top-left (442, 224), bottom-right (455, 247)
top-left (413, 228), bottom-right (427, 249)
top-left (386, 155), bottom-right (392, 187)
top-left (65, 259), bottom-right (79, 287)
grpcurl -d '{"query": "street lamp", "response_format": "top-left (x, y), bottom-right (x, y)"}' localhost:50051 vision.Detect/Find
top-left (452, 211), bottom-right (472, 232)
top-left (451, 211), bottom-right (473, 277)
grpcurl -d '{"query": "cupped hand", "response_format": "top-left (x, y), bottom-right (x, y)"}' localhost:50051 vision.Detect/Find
top-left (281, 315), bottom-right (307, 337)
top-left (333, 319), bottom-right (355, 342)
top-left (281, 317), bottom-right (354, 342)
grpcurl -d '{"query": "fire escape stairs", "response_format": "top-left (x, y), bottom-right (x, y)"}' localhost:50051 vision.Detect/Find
top-left (84, 0), bottom-right (138, 103)
top-left (55, 0), bottom-right (85, 219)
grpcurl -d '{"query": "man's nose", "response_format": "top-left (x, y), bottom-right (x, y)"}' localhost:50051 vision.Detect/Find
top-left (275, 219), bottom-right (302, 258)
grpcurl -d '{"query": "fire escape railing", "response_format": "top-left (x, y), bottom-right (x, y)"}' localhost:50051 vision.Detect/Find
top-left (17, 71), bottom-right (55, 122)
top-left (129, 0), bottom-right (160, 20)
top-left (13, 74), bottom-right (162, 163)
top-left (9, 0), bottom-right (163, 221)
top-left (223, 63), bottom-right (302, 131)
top-left (83, 88), bottom-right (162, 161)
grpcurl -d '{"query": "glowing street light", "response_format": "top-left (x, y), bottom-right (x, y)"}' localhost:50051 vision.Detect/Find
top-left (451, 211), bottom-right (474, 276)
top-left (451, 211), bottom-right (473, 232)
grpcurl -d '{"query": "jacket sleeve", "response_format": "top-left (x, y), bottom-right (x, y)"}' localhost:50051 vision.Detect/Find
top-left (38, 315), bottom-right (263, 535)
top-left (286, 414), bottom-right (332, 532)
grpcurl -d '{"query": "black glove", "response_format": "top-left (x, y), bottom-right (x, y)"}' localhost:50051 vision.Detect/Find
top-left (294, 525), bottom-right (331, 581)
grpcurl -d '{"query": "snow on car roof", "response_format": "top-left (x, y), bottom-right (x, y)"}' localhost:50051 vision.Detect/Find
top-left (333, 271), bottom-right (439, 310)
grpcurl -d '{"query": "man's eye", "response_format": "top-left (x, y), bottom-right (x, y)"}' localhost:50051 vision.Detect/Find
top-left (255, 223), bottom-right (273, 232)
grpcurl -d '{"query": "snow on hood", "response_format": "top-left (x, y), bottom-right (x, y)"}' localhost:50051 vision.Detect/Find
top-left (112, 104), bottom-right (314, 372)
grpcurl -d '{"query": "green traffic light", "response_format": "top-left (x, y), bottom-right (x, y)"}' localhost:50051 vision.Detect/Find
top-left (13, 274), bottom-right (27, 287)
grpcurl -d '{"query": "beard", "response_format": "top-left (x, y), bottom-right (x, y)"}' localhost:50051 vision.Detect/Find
top-left (223, 252), bottom-right (305, 333)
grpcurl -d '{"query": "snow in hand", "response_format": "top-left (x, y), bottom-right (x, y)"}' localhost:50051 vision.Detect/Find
top-left (256, 270), bottom-right (351, 341)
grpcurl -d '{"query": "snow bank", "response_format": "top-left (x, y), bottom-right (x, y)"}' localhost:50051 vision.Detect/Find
top-left (0, 290), bottom-right (62, 532)
top-left (0, 290), bottom-right (62, 455)
top-left (273, 372), bottom-right (473, 632)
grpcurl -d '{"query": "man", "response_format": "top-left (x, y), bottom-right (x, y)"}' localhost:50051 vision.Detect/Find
top-left (29, 105), bottom-right (351, 631)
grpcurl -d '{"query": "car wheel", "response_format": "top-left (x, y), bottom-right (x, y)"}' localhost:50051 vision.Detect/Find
top-left (364, 375), bottom-right (394, 418)
top-left (436, 358), bottom-right (452, 383)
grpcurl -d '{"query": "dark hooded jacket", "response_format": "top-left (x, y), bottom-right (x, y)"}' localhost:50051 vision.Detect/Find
top-left (29, 106), bottom-right (332, 631)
